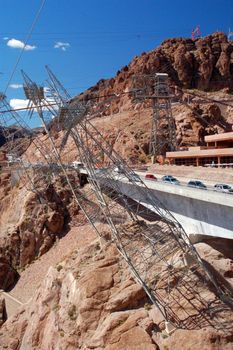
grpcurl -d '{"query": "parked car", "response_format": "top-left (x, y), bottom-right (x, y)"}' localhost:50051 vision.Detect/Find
top-left (145, 173), bottom-right (157, 181)
top-left (214, 183), bottom-right (233, 193)
top-left (187, 180), bottom-right (207, 189)
top-left (162, 175), bottom-right (174, 180)
top-left (162, 175), bottom-right (180, 185)
top-left (71, 161), bottom-right (85, 169)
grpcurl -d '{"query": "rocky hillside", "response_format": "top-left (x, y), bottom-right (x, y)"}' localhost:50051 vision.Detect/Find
top-left (79, 31), bottom-right (233, 103)
top-left (0, 170), bottom-right (85, 291)
top-left (68, 32), bottom-right (233, 162)
top-left (3, 32), bottom-right (233, 164)
top-left (0, 228), bottom-right (233, 349)
top-left (0, 125), bottom-right (42, 164)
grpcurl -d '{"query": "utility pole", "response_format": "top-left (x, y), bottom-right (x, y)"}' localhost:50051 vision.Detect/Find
top-left (191, 25), bottom-right (201, 40)
top-left (150, 73), bottom-right (177, 162)
top-left (133, 73), bottom-right (177, 163)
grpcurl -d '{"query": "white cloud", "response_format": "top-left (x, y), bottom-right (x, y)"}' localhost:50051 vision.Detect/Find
top-left (43, 86), bottom-right (50, 94)
top-left (3, 37), bottom-right (9, 40)
top-left (54, 41), bottom-right (70, 51)
top-left (10, 98), bottom-right (29, 110)
top-left (9, 84), bottom-right (23, 89)
top-left (10, 97), bottom-right (58, 113)
top-left (7, 38), bottom-right (36, 51)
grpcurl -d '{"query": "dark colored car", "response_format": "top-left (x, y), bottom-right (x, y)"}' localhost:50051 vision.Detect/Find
top-left (145, 173), bottom-right (157, 181)
top-left (162, 175), bottom-right (180, 185)
top-left (162, 175), bottom-right (174, 180)
top-left (187, 180), bottom-right (207, 189)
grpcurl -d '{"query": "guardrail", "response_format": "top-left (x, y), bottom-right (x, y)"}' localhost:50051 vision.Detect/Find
top-left (3, 161), bottom-right (233, 196)
top-left (204, 163), bottom-right (233, 168)
top-left (61, 164), bottom-right (233, 196)
top-left (141, 176), bottom-right (233, 195)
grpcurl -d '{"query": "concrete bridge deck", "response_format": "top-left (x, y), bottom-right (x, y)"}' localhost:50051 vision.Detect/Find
top-left (105, 176), bottom-right (233, 241)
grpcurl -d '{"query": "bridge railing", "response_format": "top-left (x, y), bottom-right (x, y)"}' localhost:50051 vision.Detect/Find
top-left (136, 173), bottom-right (233, 196)
top-left (204, 163), bottom-right (233, 168)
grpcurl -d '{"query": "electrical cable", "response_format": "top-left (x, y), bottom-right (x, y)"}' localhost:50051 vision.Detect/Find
top-left (3, 0), bottom-right (46, 96)
top-left (1, 73), bottom-right (232, 138)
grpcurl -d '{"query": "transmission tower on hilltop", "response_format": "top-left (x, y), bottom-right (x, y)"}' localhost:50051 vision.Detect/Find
top-left (151, 73), bottom-right (177, 157)
top-left (133, 72), bottom-right (177, 162)
top-left (192, 25), bottom-right (201, 40)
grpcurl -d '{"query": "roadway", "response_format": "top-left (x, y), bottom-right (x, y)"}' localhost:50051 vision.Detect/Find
top-left (3, 162), bottom-right (233, 240)
top-left (135, 170), bottom-right (233, 194)
top-left (105, 173), bottom-right (233, 241)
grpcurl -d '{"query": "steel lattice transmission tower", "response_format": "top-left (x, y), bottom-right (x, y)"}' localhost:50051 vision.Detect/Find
top-left (133, 73), bottom-right (177, 160)
top-left (0, 92), bottom-right (31, 158)
top-left (20, 67), bottom-right (232, 332)
top-left (151, 73), bottom-right (177, 156)
top-left (0, 92), bottom-right (64, 192)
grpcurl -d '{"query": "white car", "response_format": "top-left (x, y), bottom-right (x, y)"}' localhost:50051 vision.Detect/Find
top-left (113, 166), bottom-right (124, 174)
top-left (214, 184), bottom-right (233, 193)
top-left (72, 161), bottom-right (85, 169)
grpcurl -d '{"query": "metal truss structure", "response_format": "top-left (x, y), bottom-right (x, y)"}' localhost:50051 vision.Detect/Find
top-left (0, 93), bottom-right (77, 196)
top-left (11, 66), bottom-right (231, 332)
top-left (0, 93), bottom-right (31, 158)
top-left (133, 73), bottom-right (177, 157)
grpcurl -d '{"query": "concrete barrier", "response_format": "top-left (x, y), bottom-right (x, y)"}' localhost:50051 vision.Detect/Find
top-left (110, 179), bottom-right (233, 241)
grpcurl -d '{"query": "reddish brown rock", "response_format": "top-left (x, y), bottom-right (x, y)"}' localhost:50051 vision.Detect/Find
top-left (0, 294), bottom-right (7, 326)
top-left (0, 173), bottom-right (76, 290)
top-left (46, 211), bottom-right (64, 233)
top-left (0, 238), bottom-right (232, 350)
top-left (0, 257), bottom-right (19, 291)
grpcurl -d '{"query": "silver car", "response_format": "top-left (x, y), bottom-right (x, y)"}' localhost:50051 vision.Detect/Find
top-left (214, 183), bottom-right (233, 193)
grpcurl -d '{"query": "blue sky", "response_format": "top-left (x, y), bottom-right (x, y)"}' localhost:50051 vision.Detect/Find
top-left (0, 0), bottom-right (233, 127)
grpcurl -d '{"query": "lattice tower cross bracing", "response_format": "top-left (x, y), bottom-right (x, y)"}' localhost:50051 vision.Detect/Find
top-left (150, 73), bottom-right (177, 156)
top-left (133, 73), bottom-right (177, 159)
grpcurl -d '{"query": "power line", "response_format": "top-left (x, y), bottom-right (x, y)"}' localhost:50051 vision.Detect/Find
top-left (0, 90), bottom-right (135, 114)
top-left (1, 85), bottom-right (233, 116)
top-left (180, 88), bottom-right (233, 108)
top-left (3, 0), bottom-right (46, 96)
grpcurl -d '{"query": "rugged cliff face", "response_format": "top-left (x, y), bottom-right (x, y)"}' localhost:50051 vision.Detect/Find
top-left (0, 232), bottom-right (232, 350)
top-left (0, 171), bottom-right (85, 290)
top-left (68, 32), bottom-right (233, 162)
top-left (79, 31), bottom-right (233, 101)
top-left (0, 126), bottom-right (33, 153)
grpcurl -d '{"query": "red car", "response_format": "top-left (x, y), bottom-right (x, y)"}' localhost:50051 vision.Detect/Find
top-left (145, 173), bottom-right (157, 181)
